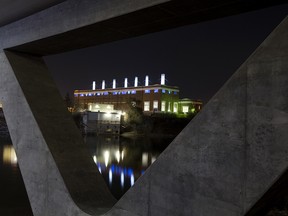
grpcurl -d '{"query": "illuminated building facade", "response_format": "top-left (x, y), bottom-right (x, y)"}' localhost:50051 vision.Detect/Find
top-left (74, 74), bottom-right (202, 115)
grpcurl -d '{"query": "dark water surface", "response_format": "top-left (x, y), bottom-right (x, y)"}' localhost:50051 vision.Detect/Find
top-left (0, 134), bottom-right (173, 215)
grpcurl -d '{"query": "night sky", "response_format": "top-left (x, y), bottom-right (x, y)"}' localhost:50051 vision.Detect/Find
top-left (44, 3), bottom-right (288, 104)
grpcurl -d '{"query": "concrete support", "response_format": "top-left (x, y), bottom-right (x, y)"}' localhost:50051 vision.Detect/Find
top-left (107, 16), bottom-right (288, 216)
top-left (0, 1), bottom-right (287, 216)
top-left (0, 51), bottom-right (116, 216)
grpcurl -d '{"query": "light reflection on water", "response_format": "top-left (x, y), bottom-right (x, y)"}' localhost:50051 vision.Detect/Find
top-left (3, 145), bottom-right (17, 166)
top-left (0, 134), bottom-right (172, 215)
top-left (0, 137), bottom-right (33, 216)
top-left (84, 134), bottom-right (172, 199)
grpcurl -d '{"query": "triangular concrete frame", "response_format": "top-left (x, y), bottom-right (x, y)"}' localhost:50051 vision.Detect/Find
top-left (0, 1), bottom-right (287, 216)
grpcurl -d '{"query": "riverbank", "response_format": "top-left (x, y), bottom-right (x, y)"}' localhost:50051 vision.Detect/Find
top-left (120, 114), bottom-right (192, 138)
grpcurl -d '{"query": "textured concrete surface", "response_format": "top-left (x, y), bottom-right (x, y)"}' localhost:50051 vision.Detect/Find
top-left (0, 51), bottom-right (116, 216)
top-left (0, 0), bottom-right (65, 27)
top-left (0, 0), bottom-right (287, 216)
top-left (0, 0), bottom-right (286, 55)
top-left (108, 16), bottom-right (288, 216)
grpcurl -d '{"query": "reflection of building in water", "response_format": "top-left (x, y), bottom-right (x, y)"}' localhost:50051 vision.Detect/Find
top-left (86, 135), bottom-right (159, 199)
top-left (74, 74), bottom-right (203, 115)
top-left (3, 145), bottom-right (17, 166)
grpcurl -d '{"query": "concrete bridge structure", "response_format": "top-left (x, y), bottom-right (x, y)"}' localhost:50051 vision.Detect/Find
top-left (0, 0), bottom-right (288, 215)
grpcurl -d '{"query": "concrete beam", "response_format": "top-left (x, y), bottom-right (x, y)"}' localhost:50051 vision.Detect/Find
top-left (0, 0), bottom-right (286, 55)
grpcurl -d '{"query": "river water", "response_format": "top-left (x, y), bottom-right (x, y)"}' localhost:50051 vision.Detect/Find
top-left (0, 134), bottom-right (173, 215)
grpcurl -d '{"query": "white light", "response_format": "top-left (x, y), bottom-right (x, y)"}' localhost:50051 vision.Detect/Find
top-left (161, 74), bottom-right (165, 85)
top-left (124, 78), bottom-right (128, 88)
top-left (113, 79), bottom-right (116, 89)
top-left (92, 81), bottom-right (96, 90)
top-left (151, 156), bottom-right (156, 164)
top-left (109, 168), bottom-right (113, 185)
top-left (105, 112), bottom-right (111, 117)
top-left (115, 151), bottom-right (120, 163)
top-left (93, 155), bottom-right (97, 164)
top-left (130, 173), bottom-right (135, 186)
top-left (121, 171), bottom-right (124, 188)
top-left (104, 150), bottom-right (110, 167)
top-left (142, 153), bottom-right (148, 166)
top-left (121, 151), bottom-right (124, 160)
top-left (102, 80), bottom-right (105, 89)
top-left (134, 77), bottom-right (138, 87)
top-left (145, 75), bottom-right (149, 86)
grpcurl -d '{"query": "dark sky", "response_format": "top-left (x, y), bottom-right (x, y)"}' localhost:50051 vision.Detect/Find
top-left (44, 3), bottom-right (288, 104)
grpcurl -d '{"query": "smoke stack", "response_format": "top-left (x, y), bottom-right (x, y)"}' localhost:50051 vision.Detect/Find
top-left (113, 79), bottom-right (116, 89)
top-left (134, 77), bottom-right (138, 87)
top-left (161, 74), bottom-right (165, 85)
top-left (124, 78), bottom-right (128, 88)
top-left (145, 75), bottom-right (149, 86)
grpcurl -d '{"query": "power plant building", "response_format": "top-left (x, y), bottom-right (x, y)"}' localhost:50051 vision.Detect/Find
top-left (74, 74), bottom-right (202, 115)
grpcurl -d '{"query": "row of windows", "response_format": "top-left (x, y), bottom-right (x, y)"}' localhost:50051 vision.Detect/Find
top-left (143, 101), bottom-right (179, 112)
top-left (76, 89), bottom-right (178, 97)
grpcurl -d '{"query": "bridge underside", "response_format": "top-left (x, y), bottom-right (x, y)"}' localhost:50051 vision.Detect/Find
top-left (3, 0), bottom-right (288, 55)
top-left (0, 0), bottom-right (288, 216)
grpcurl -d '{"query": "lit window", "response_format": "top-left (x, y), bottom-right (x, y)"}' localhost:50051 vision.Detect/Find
top-left (154, 89), bottom-right (159, 93)
top-left (168, 102), bottom-right (171, 112)
top-left (88, 93), bottom-right (92, 96)
top-left (161, 101), bottom-right (166, 112)
top-left (145, 90), bottom-right (150, 93)
top-left (113, 92), bottom-right (117, 95)
top-left (162, 89), bottom-right (165, 93)
top-left (173, 102), bottom-right (178, 113)
top-left (104, 92), bottom-right (108, 95)
top-left (144, 101), bottom-right (150, 111)
top-left (153, 101), bottom-right (158, 110)
top-left (183, 106), bottom-right (189, 113)
top-left (131, 90), bottom-right (136, 94)
top-left (97, 93), bottom-right (100, 96)
top-left (128, 91), bottom-right (131, 94)
top-left (122, 91), bottom-right (127, 94)
top-left (174, 91), bottom-right (178, 95)
top-left (80, 94), bottom-right (84, 97)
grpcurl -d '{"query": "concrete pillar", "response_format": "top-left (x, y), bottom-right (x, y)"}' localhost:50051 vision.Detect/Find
top-left (0, 51), bottom-right (116, 216)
